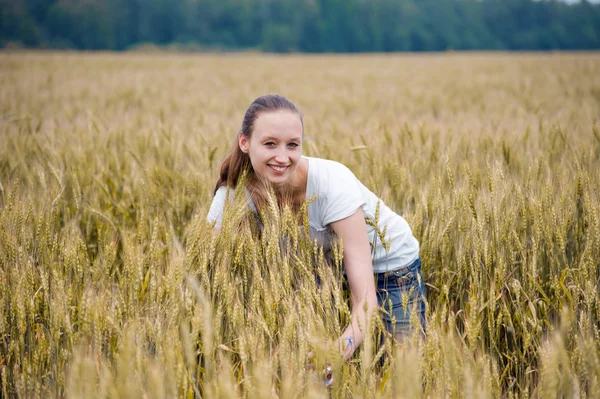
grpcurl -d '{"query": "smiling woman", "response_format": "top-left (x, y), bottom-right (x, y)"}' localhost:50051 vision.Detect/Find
top-left (238, 111), bottom-right (304, 187)
top-left (207, 94), bottom-right (427, 363)
top-left (211, 94), bottom-right (307, 215)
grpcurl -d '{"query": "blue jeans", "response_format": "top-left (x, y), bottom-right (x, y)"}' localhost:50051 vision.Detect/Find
top-left (376, 258), bottom-right (427, 339)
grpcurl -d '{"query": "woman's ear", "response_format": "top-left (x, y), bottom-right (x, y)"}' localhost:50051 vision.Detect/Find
top-left (238, 132), bottom-right (249, 153)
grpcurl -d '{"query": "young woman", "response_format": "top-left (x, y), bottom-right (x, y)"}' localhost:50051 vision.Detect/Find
top-left (207, 94), bottom-right (426, 361)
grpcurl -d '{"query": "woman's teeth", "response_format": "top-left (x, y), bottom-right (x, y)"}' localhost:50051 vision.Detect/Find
top-left (269, 165), bottom-right (287, 172)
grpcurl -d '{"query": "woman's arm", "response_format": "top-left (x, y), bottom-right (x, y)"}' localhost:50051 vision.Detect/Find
top-left (330, 207), bottom-right (378, 360)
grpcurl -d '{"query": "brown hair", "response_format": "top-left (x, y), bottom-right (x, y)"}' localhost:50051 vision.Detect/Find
top-left (214, 94), bottom-right (303, 211)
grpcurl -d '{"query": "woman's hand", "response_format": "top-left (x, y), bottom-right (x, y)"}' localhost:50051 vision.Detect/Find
top-left (306, 351), bottom-right (334, 387)
top-left (336, 328), bottom-right (364, 361)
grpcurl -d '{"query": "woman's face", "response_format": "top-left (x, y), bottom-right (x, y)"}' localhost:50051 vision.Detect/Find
top-left (239, 110), bottom-right (303, 186)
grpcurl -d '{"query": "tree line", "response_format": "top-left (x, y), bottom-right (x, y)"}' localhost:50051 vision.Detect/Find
top-left (1, 0), bottom-right (599, 52)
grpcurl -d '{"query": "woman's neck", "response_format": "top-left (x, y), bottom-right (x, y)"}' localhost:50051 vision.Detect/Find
top-left (274, 158), bottom-right (308, 194)
top-left (274, 158), bottom-right (308, 213)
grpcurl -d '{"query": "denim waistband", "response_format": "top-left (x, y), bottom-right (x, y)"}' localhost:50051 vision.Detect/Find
top-left (375, 257), bottom-right (421, 280)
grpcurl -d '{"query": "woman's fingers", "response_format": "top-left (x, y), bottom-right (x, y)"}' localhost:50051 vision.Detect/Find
top-left (307, 352), bottom-right (334, 388)
top-left (323, 365), bottom-right (333, 387)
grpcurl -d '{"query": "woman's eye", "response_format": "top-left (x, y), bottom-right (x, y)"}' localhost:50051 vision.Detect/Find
top-left (265, 142), bottom-right (275, 147)
top-left (288, 143), bottom-right (299, 148)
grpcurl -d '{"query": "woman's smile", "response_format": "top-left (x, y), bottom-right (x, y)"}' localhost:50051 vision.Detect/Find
top-left (268, 164), bottom-right (289, 173)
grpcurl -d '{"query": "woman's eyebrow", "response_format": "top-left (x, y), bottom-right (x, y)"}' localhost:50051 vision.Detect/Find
top-left (262, 135), bottom-right (301, 142)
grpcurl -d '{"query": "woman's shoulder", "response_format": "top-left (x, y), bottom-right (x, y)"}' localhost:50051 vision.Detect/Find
top-left (209, 185), bottom-right (256, 216)
top-left (214, 185), bottom-right (234, 198)
top-left (305, 156), bottom-right (355, 177)
top-left (305, 157), bottom-right (367, 226)
top-left (213, 185), bottom-right (247, 204)
top-left (306, 157), bottom-right (363, 202)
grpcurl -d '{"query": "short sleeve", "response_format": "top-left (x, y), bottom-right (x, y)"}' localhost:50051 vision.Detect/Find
top-left (320, 161), bottom-right (367, 226)
top-left (207, 186), bottom-right (228, 228)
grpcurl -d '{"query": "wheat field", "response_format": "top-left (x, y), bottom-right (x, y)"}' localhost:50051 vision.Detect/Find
top-left (1, 51), bottom-right (600, 398)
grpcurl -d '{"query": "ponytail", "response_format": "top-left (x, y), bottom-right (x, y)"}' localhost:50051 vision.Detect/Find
top-left (214, 139), bottom-right (250, 195)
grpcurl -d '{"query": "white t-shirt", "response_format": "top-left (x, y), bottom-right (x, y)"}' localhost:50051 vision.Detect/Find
top-left (207, 156), bottom-right (419, 273)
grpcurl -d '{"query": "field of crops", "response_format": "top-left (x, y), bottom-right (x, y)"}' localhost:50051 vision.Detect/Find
top-left (1, 51), bottom-right (600, 398)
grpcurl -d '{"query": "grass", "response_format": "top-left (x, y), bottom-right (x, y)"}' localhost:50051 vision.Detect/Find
top-left (0, 51), bottom-right (599, 398)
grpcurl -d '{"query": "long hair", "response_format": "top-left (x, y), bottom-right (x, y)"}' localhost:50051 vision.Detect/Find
top-left (214, 94), bottom-right (303, 213)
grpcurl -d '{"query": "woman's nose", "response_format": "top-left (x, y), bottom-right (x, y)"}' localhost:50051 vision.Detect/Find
top-left (274, 149), bottom-right (289, 163)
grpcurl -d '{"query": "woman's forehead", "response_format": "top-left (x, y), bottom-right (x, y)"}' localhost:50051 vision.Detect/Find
top-left (253, 111), bottom-right (303, 139)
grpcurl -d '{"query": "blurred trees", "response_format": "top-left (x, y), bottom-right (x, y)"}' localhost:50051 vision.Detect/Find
top-left (1, 0), bottom-right (599, 51)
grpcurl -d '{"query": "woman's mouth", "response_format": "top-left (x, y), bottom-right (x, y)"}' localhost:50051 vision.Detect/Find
top-left (268, 164), bottom-right (289, 173)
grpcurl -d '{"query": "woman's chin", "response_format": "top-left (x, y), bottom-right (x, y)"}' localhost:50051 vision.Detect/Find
top-left (261, 169), bottom-right (288, 184)
top-left (268, 177), bottom-right (289, 187)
